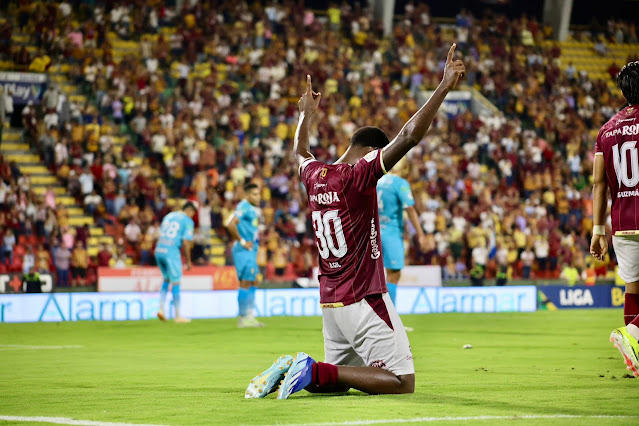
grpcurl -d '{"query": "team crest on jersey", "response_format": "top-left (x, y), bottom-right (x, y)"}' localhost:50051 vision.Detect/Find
top-left (320, 168), bottom-right (327, 178)
top-left (627, 107), bottom-right (635, 115)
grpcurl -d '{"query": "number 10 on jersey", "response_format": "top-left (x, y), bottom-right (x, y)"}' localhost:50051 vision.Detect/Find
top-left (312, 210), bottom-right (348, 259)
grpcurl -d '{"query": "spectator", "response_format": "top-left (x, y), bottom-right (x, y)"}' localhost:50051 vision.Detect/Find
top-left (54, 243), bottom-right (71, 287)
top-left (470, 243), bottom-right (488, 286)
top-left (124, 218), bottom-right (141, 246)
top-left (97, 243), bottom-right (112, 267)
top-left (22, 245), bottom-right (35, 274)
top-left (23, 267), bottom-right (43, 293)
top-left (36, 243), bottom-right (51, 273)
top-left (520, 245), bottom-right (535, 279)
top-left (560, 261), bottom-right (579, 286)
top-left (3, 228), bottom-right (15, 262)
top-left (71, 240), bottom-right (88, 286)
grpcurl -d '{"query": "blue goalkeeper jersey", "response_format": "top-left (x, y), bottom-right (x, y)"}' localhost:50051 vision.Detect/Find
top-left (377, 174), bottom-right (415, 236)
top-left (155, 211), bottom-right (194, 254)
top-left (234, 199), bottom-right (259, 244)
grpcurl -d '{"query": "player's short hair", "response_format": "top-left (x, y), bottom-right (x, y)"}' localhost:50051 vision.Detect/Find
top-left (244, 182), bottom-right (259, 192)
top-left (618, 61), bottom-right (639, 106)
top-left (182, 201), bottom-right (196, 211)
top-left (350, 126), bottom-right (390, 149)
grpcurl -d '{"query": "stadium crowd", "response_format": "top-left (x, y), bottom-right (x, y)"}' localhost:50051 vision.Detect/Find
top-left (1, 0), bottom-right (638, 287)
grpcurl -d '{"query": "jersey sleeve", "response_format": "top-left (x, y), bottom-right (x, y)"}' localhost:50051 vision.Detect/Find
top-left (233, 201), bottom-right (246, 220)
top-left (300, 159), bottom-right (325, 190)
top-left (351, 149), bottom-right (387, 191)
top-left (594, 128), bottom-right (604, 156)
top-left (182, 217), bottom-right (194, 241)
top-left (397, 178), bottom-right (415, 209)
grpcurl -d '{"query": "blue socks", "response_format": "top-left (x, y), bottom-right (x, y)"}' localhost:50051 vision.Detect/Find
top-left (387, 282), bottom-right (397, 306)
top-left (159, 280), bottom-right (170, 312)
top-left (172, 284), bottom-right (181, 317)
top-left (248, 287), bottom-right (257, 315)
top-left (238, 287), bottom-right (250, 317)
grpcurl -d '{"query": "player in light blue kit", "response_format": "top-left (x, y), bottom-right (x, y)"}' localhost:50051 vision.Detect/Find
top-left (155, 202), bottom-right (196, 323)
top-left (226, 183), bottom-right (264, 328)
top-left (377, 163), bottom-right (428, 312)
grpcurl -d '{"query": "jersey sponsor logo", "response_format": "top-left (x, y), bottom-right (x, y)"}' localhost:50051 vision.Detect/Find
top-left (309, 191), bottom-right (341, 205)
top-left (604, 124), bottom-right (639, 138)
top-left (617, 118), bottom-right (637, 124)
top-left (617, 189), bottom-right (639, 198)
top-left (370, 218), bottom-right (381, 260)
top-left (314, 183), bottom-right (327, 189)
top-left (328, 261), bottom-right (342, 269)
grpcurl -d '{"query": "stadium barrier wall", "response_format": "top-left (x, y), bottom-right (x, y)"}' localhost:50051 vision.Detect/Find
top-left (0, 273), bottom-right (53, 293)
top-left (98, 266), bottom-right (239, 292)
top-left (0, 71), bottom-right (47, 105)
top-left (537, 285), bottom-right (625, 310)
top-left (0, 286), bottom-right (536, 323)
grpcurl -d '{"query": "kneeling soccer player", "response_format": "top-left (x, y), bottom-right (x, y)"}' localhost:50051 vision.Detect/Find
top-left (246, 45), bottom-right (465, 398)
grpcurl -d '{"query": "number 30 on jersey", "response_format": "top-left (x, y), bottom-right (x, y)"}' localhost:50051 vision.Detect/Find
top-left (312, 210), bottom-right (348, 259)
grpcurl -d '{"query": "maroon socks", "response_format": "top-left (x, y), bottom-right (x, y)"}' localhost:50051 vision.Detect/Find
top-left (624, 293), bottom-right (639, 326)
top-left (312, 362), bottom-right (339, 386)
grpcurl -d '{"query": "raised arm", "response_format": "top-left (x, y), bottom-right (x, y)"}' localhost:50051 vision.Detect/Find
top-left (382, 43), bottom-right (466, 171)
top-left (294, 75), bottom-right (322, 167)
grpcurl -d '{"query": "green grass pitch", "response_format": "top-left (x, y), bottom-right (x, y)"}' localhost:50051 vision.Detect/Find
top-left (1, 309), bottom-right (637, 425)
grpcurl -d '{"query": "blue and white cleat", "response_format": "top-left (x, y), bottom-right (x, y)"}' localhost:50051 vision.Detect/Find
top-left (245, 355), bottom-right (293, 399)
top-left (276, 352), bottom-right (316, 399)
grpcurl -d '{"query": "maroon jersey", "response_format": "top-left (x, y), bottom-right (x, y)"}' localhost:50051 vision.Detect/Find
top-left (301, 150), bottom-right (388, 305)
top-left (595, 104), bottom-right (639, 233)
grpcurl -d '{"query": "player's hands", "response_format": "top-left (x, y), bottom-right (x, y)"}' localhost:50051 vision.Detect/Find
top-left (417, 234), bottom-right (429, 252)
top-left (242, 240), bottom-right (254, 251)
top-left (185, 263), bottom-right (192, 271)
top-left (590, 234), bottom-right (608, 261)
top-left (441, 43), bottom-right (465, 91)
top-left (298, 75), bottom-right (321, 115)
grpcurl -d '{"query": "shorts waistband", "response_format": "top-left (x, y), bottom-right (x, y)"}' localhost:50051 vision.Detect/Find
top-left (319, 302), bottom-right (345, 308)
top-left (615, 230), bottom-right (639, 236)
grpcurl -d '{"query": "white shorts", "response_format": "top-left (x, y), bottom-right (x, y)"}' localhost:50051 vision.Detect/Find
top-left (321, 293), bottom-right (414, 376)
top-left (613, 235), bottom-right (639, 283)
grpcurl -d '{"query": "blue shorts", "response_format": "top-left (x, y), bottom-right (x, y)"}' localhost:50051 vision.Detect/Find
top-left (381, 231), bottom-right (404, 271)
top-left (232, 242), bottom-right (258, 282)
top-left (155, 250), bottom-right (183, 283)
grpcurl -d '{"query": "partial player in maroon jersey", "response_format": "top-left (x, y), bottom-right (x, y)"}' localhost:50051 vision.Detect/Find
top-left (591, 61), bottom-right (639, 376)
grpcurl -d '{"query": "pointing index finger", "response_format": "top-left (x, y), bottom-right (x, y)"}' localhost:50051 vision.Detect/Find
top-left (447, 43), bottom-right (457, 64)
top-left (307, 74), bottom-right (312, 94)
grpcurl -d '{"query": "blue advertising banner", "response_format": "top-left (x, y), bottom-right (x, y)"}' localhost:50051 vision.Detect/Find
top-left (0, 286), bottom-right (538, 323)
top-left (537, 285), bottom-right (625, 310)
top-left (0, 72), bottom-right (47, 105)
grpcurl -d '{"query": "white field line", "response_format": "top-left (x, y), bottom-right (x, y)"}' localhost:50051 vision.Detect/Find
top-left (267, 414), bottom-right (639, 426)
top-left (0, 416), bottom-right (166, 426)
top-left (0, 344), bottom-right (84, 350)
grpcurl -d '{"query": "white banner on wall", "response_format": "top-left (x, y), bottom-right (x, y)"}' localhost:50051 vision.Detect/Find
top-left (397, 265), bottom-right (442, 287)
top-left (0, 286), bottom-right (536, 323)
